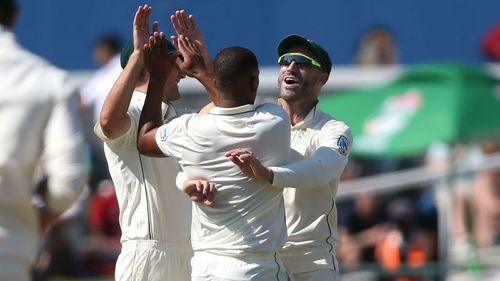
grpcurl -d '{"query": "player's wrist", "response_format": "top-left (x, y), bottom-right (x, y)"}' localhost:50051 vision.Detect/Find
top-left (129, 51), bottom-right (144, 66)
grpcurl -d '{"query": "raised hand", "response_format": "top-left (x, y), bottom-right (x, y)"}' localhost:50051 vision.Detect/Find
top-left (171, 10), bottom-right (205, 51)
top-left (170, 10), bottom-right (213, 73)
top-left (225, 149), bottom-right (274, 182)
top-left (177, 35), bottom-right (206, 77)
top-left (143, 32), bottom-right (177, 80)
top-left (133, 5), bottom-right (153, 54)
top-left (183, 179), bottom-right (217, 206)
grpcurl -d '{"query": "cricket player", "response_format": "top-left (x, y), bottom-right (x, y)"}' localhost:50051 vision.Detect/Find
top-left (137, 33), bottom-right (291, 281)
top-left (170, 11), bottom-right (352, 280)
top-left (0, 1), bottom-right (87, 280)
top-left (227, 35), bottom-right (353, 281)
top-left (94, 6), bottom-right (206, 280)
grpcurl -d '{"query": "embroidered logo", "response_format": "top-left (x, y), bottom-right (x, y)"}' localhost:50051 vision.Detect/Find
top-left (160, 126), bottom-right (168, 142)
top-left (337, 135), bottom-right (350, 155)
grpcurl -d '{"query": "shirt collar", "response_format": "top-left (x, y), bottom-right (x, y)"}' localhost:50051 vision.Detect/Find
top-left (291, 101), bottom-right (320, 129)
top-left (208, 104), bottom-right (256, 115)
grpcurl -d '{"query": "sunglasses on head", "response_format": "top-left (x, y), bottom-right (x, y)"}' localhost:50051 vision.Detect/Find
top-left (277, 53), bottom-right (322, 69)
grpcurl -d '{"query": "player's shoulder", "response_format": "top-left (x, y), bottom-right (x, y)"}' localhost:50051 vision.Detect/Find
top-left (318, 110), bottom-right (350, 129)
top-left (317, 111), bottom-right (352, 139)
top-left (168, 111), bottom-right (199, 129)
top-left (27, 52), bottom-right (76, 99)
top-left (21, 47), bottom-right (67, 80)
top-left (1, 31), bottom-right (77, 100)
top-left (256, 102), bottom-right (289, 119)
top-left (174, 106), bottom-right (197, 116)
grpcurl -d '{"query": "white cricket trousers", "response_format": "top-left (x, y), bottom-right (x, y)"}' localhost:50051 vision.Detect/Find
top-left (115, 239), bottom-right (192, 281)
top-left (191, 251), bottom-right (290, 281)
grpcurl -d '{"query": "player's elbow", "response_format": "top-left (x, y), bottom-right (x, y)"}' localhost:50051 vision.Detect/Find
top-left (137, 133), bottom-right (165, 157)
top-left (137, 133), bottom-right (154, 155)
top-left (99, 113), bottom-right (116, 137)
top-left (137, 136), bottom-right (148, 154)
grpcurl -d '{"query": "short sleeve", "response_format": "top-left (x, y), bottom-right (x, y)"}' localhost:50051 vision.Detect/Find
top-left (155, 114), bottom-right (193, 159)
top-left (94, 113), bottom-right (137, 148)
top-left (93, 104), bottom-right (141, 148)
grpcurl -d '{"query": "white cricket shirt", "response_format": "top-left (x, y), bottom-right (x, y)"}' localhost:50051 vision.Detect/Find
top-left (0, 26), bottom-right (87, 264)
top-left (270, 105), bottom-right (353, 274)
top-left (155, 103), bottom-right (291, 257)
top-left (94, 91), bottom-right (192, 245)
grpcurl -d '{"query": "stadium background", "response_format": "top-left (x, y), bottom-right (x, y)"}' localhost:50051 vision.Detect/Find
top-left (14, 0), bottom-right (500, 70)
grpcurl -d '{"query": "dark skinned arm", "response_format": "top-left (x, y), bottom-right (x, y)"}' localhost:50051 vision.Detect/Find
top-left (137, 32), bottom-right (177, 156)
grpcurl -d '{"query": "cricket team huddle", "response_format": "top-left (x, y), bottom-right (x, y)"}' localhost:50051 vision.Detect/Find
top-left (0, 2), bottom-right (352, 281)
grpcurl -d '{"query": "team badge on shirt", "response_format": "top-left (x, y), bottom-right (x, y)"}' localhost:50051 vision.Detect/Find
top-left (337, 135), bottom-right (350, 155)
top-left (160, 126), bottom-right (168, 142)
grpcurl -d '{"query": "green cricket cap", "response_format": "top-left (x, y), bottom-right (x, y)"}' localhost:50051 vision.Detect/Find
top-left (120, 38), bottom-right (177, 69)
top-left (278, 34), bottom-right (332, 74)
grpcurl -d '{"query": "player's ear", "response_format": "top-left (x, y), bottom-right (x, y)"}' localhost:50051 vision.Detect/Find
top-left (318, 72), bottom-right (329, 86)
top-left (250, 74), bottom-right (259, 92)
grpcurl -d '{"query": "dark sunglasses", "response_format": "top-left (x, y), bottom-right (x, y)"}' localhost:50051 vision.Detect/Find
top-left (277, 53), bottom-right (322, 69)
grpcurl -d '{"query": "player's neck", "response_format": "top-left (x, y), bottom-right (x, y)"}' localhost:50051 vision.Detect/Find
top-left (279, 99), bottom-right (316, 125)
top-left (215, 90), bottom-right (255, 108)
top-left (214, 98), bottom-right (253, 108)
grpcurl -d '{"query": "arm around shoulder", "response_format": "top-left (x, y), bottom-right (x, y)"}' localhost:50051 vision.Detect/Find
top-left (271, 120), bottom-right (353, 189)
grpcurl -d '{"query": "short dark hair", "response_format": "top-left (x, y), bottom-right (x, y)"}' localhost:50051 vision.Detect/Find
top-left (96, 33), bottom-right (122, 55)
top-left (213, 46), bottom-right (258, 92)
top-left (0, 0), bottom-right (17, 26)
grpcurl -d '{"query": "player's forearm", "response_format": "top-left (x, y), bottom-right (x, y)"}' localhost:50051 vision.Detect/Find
top-left (99, 52), bottom-right (143, 138)
top-left (137, 76), bottom-right (165, 154)
top-left (271, 147), bottom-right (348, 189)
top-left (141, 75), bottom-right (164, 127)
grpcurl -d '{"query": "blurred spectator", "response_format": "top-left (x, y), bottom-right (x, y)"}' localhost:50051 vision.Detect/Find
top-left (481, 24), bottom-right (500, 62)
top-left (355, 26), bottom-right (399, 66)
top-left (374, 197), bottom-right (436, 280)
top-left (92, 34), bottom-right (122, 67)
top-left (347, 193), bottom-right (386, 262)
top-left (0, 1), bottom-right (87, 280)
top-left (81, 33), bottom-right (123, 124)
top-left (471, 142), bottom-right (500, 249)
top-left (337, 160), bottom-right (366, 269)
top-left (446, 143), bottom-right (500, 281)
top-left (80, 33), bottom-right (123, 190)
top-left (338, 160), bottom-right (385, 246)
top-left (81, 180), bottom-right (120, 277)
top-left (338, 155), bottom-right (440, 281)
top-left (338, 159), bottom-right (387, 278)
